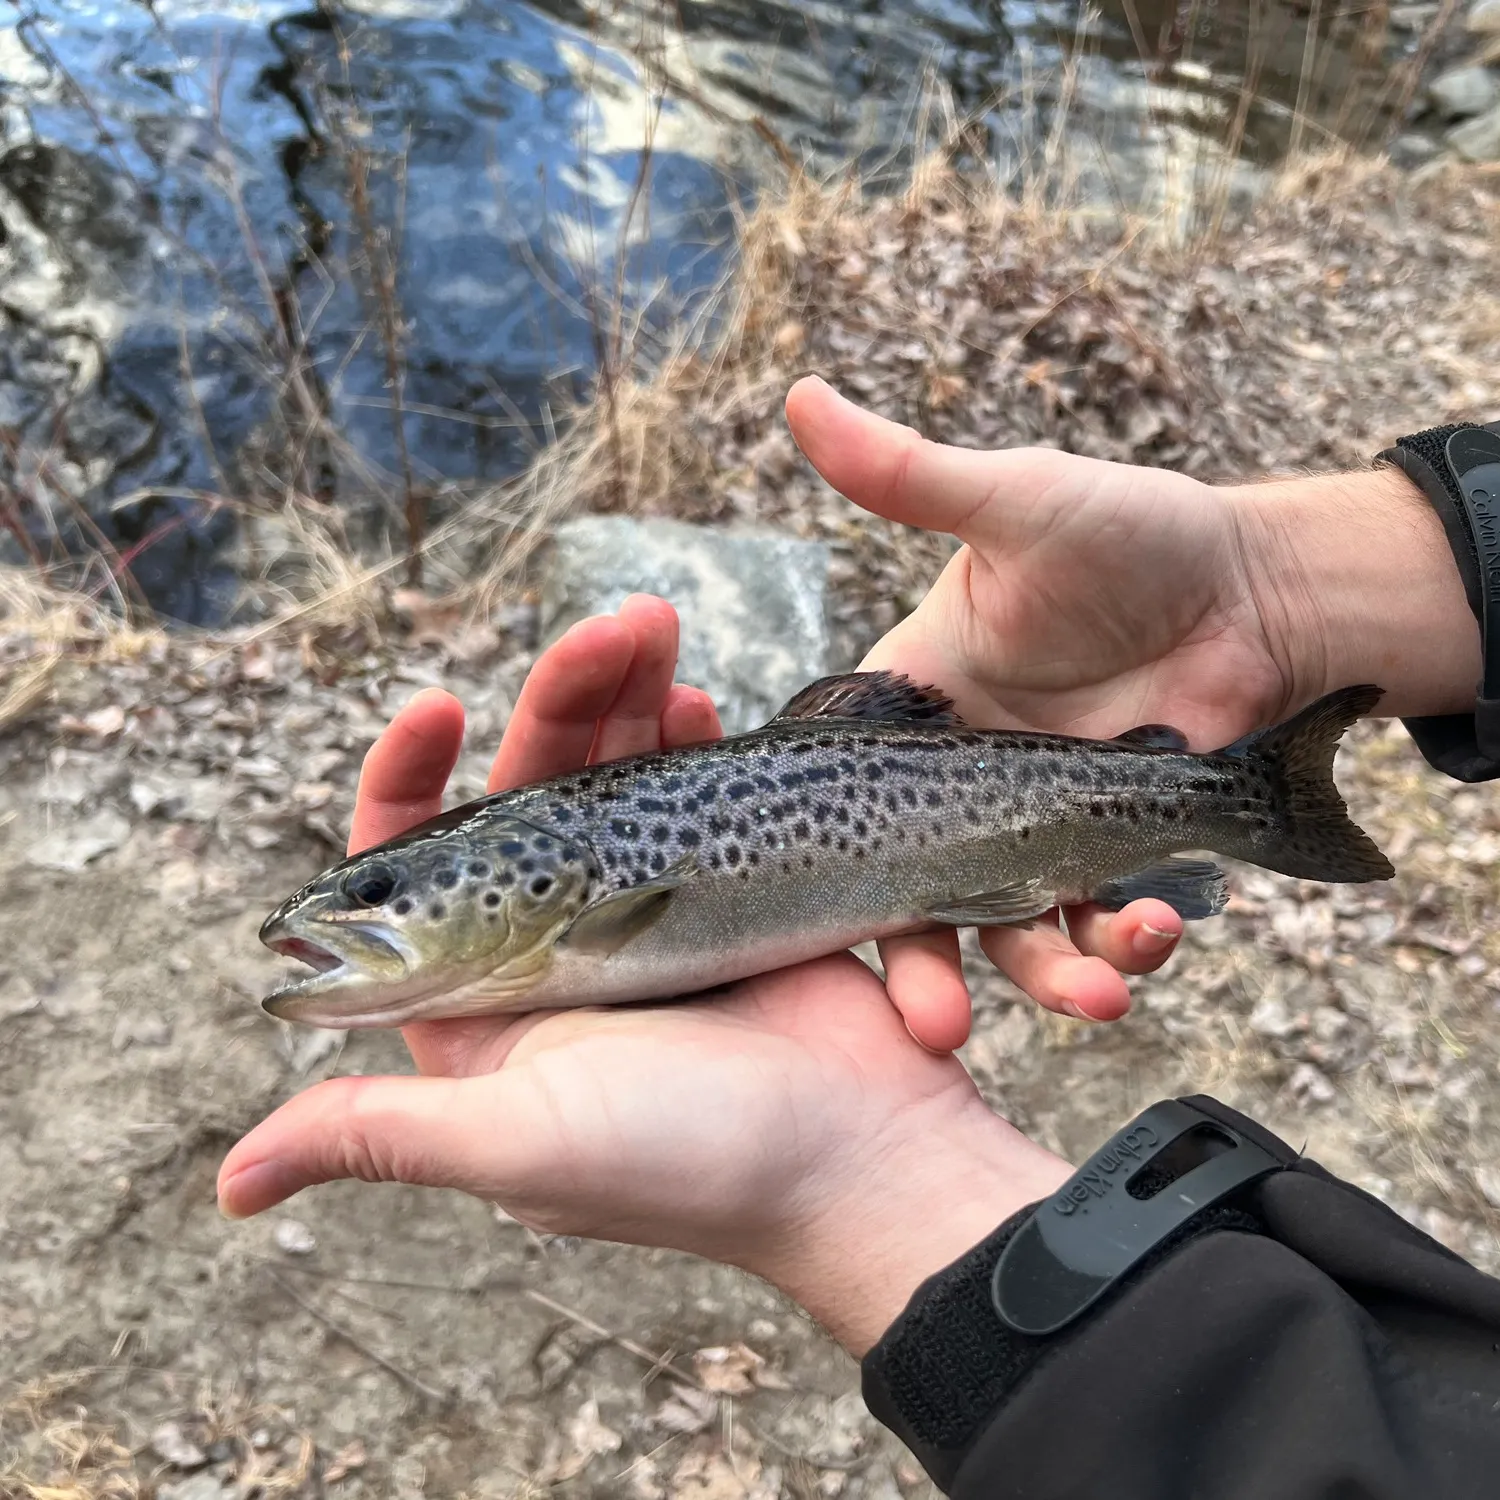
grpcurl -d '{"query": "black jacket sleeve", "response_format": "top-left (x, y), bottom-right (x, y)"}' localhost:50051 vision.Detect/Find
top-left (861, 1096), bottom-right (1500, 1499)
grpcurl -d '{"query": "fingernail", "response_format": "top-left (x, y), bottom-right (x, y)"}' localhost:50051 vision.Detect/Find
top-left (1134, 922), bottom-right (1178, 957)
top-left (218, 1161), bottom-right (303, 1220)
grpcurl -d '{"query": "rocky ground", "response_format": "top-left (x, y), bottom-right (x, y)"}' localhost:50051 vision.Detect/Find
top-left (3, 149), bottom-right (1500, 1497)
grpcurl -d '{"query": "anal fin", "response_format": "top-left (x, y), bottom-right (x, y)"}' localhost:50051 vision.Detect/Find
top-left (1091, 858), bottom-right (1228, 921)
top-left (927, 879), bottom-right (1055, 927)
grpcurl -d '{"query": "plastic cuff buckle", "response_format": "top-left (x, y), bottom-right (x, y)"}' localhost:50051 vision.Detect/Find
top-left (991, 1099), bottom-right (1282, 1337)
top-left (1450, 428), bottom-right (1500, 757)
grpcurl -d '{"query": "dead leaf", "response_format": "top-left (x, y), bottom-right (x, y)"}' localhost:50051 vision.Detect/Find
top-left (693, 1342), bottom-right (767, 1395)
top-left (324, 1440), bottom-right (367, 1483)
top-left (773, 321), bottom-right (806, 359)
top-left (540, 1398), bottom-right (623, 1482)
top-left (59, 704), bottom-right (126, 738)
top-left (653, 1382), bottom-right (718, 1434)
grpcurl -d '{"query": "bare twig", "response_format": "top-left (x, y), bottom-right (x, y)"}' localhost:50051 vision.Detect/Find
top-left (264, 1267), bottom-right (449, 1403)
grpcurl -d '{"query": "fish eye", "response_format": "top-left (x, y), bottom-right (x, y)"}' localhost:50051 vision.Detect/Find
top-left (342, 862), bottom-right (400, 908)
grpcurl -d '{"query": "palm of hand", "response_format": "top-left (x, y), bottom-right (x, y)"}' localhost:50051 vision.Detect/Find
top-left (459, 956), bottom-right (974, 1260)
top-left (869, 460), bottom-right (1285, 747)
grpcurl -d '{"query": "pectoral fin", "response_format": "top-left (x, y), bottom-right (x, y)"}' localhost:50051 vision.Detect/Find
top-left (1090, 858), bottom-right (1229, 920)
top-left (927, 879), bottom-right (1055, 927)
top-left (560, 854), bottom-right (698, 956)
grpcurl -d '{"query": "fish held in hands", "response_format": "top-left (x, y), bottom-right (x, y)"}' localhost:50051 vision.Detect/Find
top-left (259, 673), bottom-right (1393, 1028)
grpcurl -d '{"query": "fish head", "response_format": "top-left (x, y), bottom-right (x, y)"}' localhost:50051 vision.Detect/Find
top-left (259, 812), bottom-right (599, 1026)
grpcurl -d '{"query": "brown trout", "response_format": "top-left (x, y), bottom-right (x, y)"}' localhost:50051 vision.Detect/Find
top-left (259, 673), bottom-right (1393, 1028)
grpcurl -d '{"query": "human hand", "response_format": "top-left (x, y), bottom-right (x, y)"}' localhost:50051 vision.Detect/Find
top-left (782, 376), bottom-right (1476, 1031)
top-left (219, 596), bottom-right (1070, 1355)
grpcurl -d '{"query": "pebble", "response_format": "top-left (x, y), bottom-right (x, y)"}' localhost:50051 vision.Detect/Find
top-left (1429, 65), bottom-right (1498, 119)
top-left (151, 1421), bottom-right (207, 1469)
top-left (274, 1219), bottom-right (317, 1255)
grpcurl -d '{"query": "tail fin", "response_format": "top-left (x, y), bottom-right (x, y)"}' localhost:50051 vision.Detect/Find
top-left (1224, 685), bottom-right (1394, 883)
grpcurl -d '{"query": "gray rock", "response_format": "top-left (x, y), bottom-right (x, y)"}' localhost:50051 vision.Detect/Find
top-left (1469, 0), bottom-right (1500, 33)
top-left (540, 517), bottom-right (831, 736)
top-left (1429, 65), bottom-right (1498, 119)
top-left (1449, 102), bottom-right (1500, 160)
top-left (158, 1476), bottom-right (234, 1500)
top-left (1388, 131), bottom-right (1442, 166)
top-left (26, 807), bottom-right (130, 871)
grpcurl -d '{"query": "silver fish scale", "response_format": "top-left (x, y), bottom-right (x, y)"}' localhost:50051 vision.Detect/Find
top-left (498, 719), bottom-right (1275, 897)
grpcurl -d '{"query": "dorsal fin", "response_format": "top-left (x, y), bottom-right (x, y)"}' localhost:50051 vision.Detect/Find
top-left (772, 671), bottom-right (964, 726)
top-left (1112, 723), bottom-right (1190, 752)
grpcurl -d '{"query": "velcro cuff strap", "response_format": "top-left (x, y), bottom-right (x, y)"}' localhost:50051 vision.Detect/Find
top-left (1379, 422), bottom-right (1500, 761)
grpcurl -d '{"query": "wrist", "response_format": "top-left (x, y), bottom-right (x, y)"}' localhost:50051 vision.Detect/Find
top-left (746, 1099), bottom-right (1070, 1358)
top-left (1228, 465), bottom-right (1480, 720)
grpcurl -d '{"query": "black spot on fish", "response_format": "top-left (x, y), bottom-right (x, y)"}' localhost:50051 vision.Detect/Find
top-left (637, 797), bottom-right (666, 813)
top-left (500, 840), bottom-right (525, 857)
top-left (679, 827), bottom-right (701, 847)
top-left (484, 891), bottom-right (502, 909)
top-left (835, 807), bottom-right (850, 826)
top-left (499, 871), bottom-right (516, 887)
top-left (794, 819), bottom-right (810, 841)
top-left (749, 851), bottom-right (761, 866)
top-left (837, 837), bottom-right (849, 852)
top-left (435, 868), bottom-right (459, 889)
top-left (864, 763), bottom-right (884, 781)
top-left (1090, 804), bottom-right (1105, 817)
top-left (780, 771), bottom-right (806, 791)
top-left (854, 819), bottom-right (868, 836)
top-left (393, 897), bottom-right (413, 915)
top-left (924, 789), bottom-right (941, 808)
top-left (551, 807), bottom-right (572, 823)
top-left (530, 876), bottom-right (554, 897)
top-left (726, 846), bottom-right (742, 868)
top-left (1019, 828), bottom-right (1030, 841)
top-left (726, 780), bottom-right (754, 801)
top-left (738, 868), bottom-right (751, 881)
top-left (519, 858), bottom-right (537, 874)
top-left (430, 902), bottom-right (446, 920)
top-left (469, 861), bottom-right (491, 877)
top-left (534, 835), bottom-right (553, 851)
top-left (652, 824), bottom-right (671, 843)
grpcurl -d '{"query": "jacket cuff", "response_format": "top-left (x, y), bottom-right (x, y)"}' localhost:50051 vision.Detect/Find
top-left (860, 1096), bottom-right (1279, 1491)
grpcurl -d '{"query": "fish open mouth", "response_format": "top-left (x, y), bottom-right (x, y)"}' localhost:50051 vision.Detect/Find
top-left (266, 935), bottom-right (343, 974)
top-left (261, 921), bottom-right (408, 1013)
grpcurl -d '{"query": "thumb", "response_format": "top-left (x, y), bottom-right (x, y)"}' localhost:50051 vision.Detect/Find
top-left (217, 1073), bottom-right (512, 1218)
top-left (784, 376), bottom-right (1050, 541)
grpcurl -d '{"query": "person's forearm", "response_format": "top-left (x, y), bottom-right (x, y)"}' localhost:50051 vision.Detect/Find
top-left (1228, 465), bottom-right (1480, 721)
top-left (744, 1100), bottom-right (1070, 1357)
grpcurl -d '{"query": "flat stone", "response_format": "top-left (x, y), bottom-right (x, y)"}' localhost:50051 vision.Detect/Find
top-left (26, 807), bottom-right (130, 871)
top-left (1429, 64), bottom-right (1498, 119)
top-left (1449, 102), bottom-right (1500, 160)
top-left (540, 517), bottom-right (831, 735)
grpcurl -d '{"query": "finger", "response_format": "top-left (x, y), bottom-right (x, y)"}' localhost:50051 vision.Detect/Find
top-left (349, 687), bottom-right (465, 853)
top-left (589, 595), bottom-right (681, 764)
top-left (660, 685), bottom-right (723, 748)
top-left (487, 616), bottom-right (635, 792)
top-left (785, 375), bottom-right (1053, 543)
top-left (978, 915), bottom-right (1133, 1022)
top-left (878, 929), bottom-right (972, 1052)
top-left (1063, 900), bottom-right (1183, 976)
top-left (218, 1073), bottom-right (510, 1217)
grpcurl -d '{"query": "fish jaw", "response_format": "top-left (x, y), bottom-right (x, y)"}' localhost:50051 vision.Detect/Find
top-left (260, 908), bottom-right (562, 1028)
top-left (260, 907), bottom-right (424, 1025)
